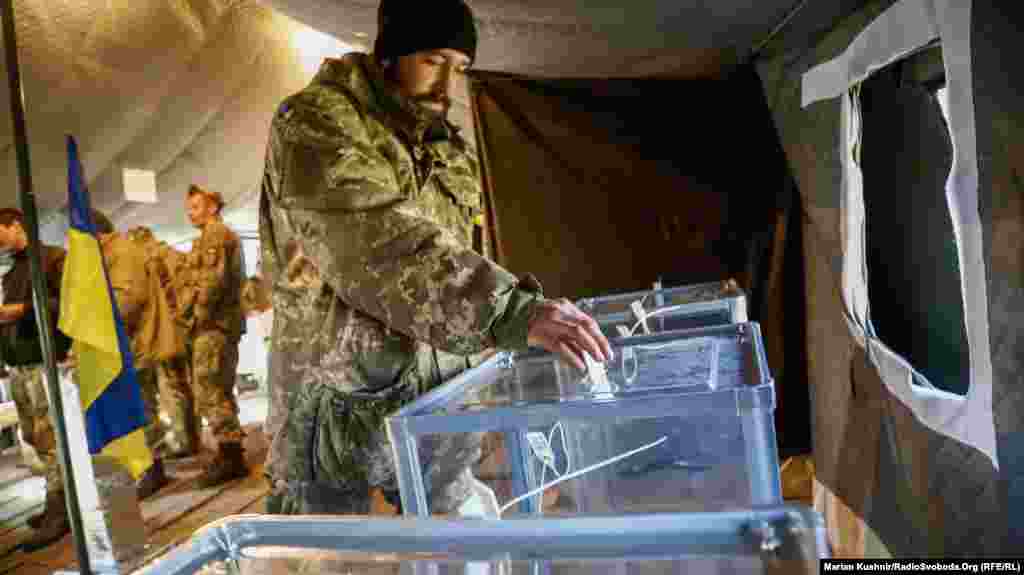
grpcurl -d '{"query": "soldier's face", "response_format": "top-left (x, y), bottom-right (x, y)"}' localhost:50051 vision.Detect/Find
top-left (0, 222), bottom-right (27, 253)
top-left (392, 49), bottom-right (471, 117)
top-left (186, 194), bottom-right (218, 228)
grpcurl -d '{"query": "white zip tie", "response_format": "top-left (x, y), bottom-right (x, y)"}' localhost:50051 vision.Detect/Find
top-left (626, 304), bottom-right (693, 337)
top-left (498, 435), bottom-right (669, 516)
top-left (526, 421), bottom-right (571, 513)
top-left (630, 300), bottom-right (650, 335)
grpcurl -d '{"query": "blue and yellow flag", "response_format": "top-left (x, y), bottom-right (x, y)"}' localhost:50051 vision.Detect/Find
top-left (59, 135), bottom-right (153, 480)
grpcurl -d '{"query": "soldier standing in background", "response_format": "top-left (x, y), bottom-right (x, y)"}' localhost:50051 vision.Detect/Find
top-left (126, 226), bottom-right (201, 459)
top-left (179, 185), bottom-right (247, 487)
top-left (93, 212), bottom-right (176, 499)
top-left (0, 208), bottom-right (72, 550)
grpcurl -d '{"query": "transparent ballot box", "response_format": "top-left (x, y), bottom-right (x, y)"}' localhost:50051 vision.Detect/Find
top-left (576, 281), bottom-right (747, 338)
top-left (133, 506), bottom-right (828, 575)
top-left (387, 323), bottom-right (780, 519)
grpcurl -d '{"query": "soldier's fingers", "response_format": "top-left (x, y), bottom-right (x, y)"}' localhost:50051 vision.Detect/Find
top-left (566, 323), bottom-right (606, 365)
top-left (566, 339), bottom-right (605, 374)
top-left (567, 311), bottom-right (612, 362)
top-left (587, 322), bottom-right (614, 362)
top-left (577, 315), bottom-right (606, 360)
top-left (555, 339), bottom-right (586, 372)
top-left (544, 314), bottom-right (607, 363)
top-left (565, 308), bottom-right (613, 362)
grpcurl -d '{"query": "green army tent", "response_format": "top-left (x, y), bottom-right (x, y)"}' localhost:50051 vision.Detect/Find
top-left (1, 0), bottom-right (1020, 560)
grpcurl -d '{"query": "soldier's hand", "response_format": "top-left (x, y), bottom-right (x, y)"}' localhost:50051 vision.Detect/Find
top-left (526, 298), bottom-right (613, 371)
top-left (0, 303), bottom-right (28, 324)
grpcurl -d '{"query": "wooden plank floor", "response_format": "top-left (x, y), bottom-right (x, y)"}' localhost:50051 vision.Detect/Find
top-left (0, 423), bottom-right (269, 575)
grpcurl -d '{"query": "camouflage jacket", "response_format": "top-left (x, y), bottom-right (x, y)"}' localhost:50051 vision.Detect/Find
top-left (179, 220), bottom-right (245, 342)
top-left (126, 227), bottom-right (186, 318)
top-left (260, 53), bottom-right (543, 482)
top-left (99, 234), bottom-right (149, 337)
top-left (112, 230), bottom-right (186, 366)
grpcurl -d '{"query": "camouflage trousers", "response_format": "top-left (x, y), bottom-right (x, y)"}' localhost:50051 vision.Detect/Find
top-left (156, 355), bottom-right (200, 453)
top-left (133, 367), bottom-right (166, 452)
top-left (180, 330), bottom-right (243, 444)
top-left (8, 364), bottom-right (164, 493)
top-left (8, 365), bottom-right (61, 493)
top-left (267, 381), bottom-right (483, 516)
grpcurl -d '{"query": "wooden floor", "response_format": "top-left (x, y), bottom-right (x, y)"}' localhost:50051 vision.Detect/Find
top-left (0, 422), bottom-right (269, 575)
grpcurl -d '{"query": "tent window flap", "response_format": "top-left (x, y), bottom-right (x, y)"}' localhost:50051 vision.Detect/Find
top-left (800, 0), bottom-right (997, 468)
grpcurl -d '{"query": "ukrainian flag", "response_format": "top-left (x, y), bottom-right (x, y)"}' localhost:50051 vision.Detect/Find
top-left (58, 135), bottom-right (153, 480)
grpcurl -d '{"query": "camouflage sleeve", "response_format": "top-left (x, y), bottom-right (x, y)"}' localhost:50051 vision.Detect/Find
top-left (191, 225), bottom-right (234, 324)
top-left (270, 95), bottom-right (542, 356)
top-left (104, 240), bottom-right (149, 332)
top-left (161, 245), bottom-right (193, 321)
top-left (157, 244), bottom-right (186, 282)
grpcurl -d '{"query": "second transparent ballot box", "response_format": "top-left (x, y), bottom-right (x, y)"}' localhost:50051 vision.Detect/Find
top-left (387, 322), bottom-right (781, 518)
top-left (576, 281), bottom-right (748, 338)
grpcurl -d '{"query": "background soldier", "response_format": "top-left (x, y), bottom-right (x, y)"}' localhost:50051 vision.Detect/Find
top-left (180, 185), bottom-right (247, 488)
top-left (0, 208), bottom-right (72, 550)
top-left (126, 226), bottom-right (201, 459)
top-left (93, 212), bottom-right (176, 499)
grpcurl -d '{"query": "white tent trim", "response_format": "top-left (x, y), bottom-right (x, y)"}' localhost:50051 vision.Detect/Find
top-left (801, 0), bottom-right (996, 468)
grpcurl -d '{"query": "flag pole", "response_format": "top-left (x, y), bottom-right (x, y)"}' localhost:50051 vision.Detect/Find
top-left (0, 2), bottom-right (92, 572)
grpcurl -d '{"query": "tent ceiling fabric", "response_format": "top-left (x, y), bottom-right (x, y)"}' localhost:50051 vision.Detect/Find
top-left (1, 0), bottom-right (799, 239)
top-left (266, 0), bottom-right (802, 79)
top-left (0, 0), bottom-right (350, 238)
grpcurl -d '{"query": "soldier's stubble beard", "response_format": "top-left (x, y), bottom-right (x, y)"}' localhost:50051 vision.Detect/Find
top-left (382, 60), bottom-right (450, 121)
top-left (411, 94), bottom-right (451, 120)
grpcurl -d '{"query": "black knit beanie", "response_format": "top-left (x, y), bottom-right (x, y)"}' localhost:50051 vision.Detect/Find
top-left (374, 0), bottom-right (477, 64)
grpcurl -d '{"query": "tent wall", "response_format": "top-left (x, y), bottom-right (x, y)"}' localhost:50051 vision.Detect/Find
top-left (757, 0), bottom-right (1014, 556)
top-left (972, 1), bottom-right (1024, 550)
top-left (472, 71), bottom-right (788, 299)
top-left (473, 78), bottom-right (719, 299)
top-left (471, 69), bottom-right (811, 455)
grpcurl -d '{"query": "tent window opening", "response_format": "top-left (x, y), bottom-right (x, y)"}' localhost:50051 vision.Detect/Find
top-left (859, 47), bottom-right (971, 396)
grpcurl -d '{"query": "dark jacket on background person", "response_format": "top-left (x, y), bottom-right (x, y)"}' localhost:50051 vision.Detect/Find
top-left (0, 246), bottom-right (70, 367)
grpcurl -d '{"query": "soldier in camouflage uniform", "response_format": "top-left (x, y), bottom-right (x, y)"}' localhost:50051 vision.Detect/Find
top-left (126, 226), bottom-right (202, 459)
top-left (180, 185), bottom-right (248, 487)
top-left (259, 0), bottom-right (612, 515)
top-left (0, 208), bottom-right (72, 550)
top-left (92, 212), bottom-right (174, 499)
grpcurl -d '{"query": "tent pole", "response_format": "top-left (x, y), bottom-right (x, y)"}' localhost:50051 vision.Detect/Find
top-left (0, 2), bottom-right (92, 572)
